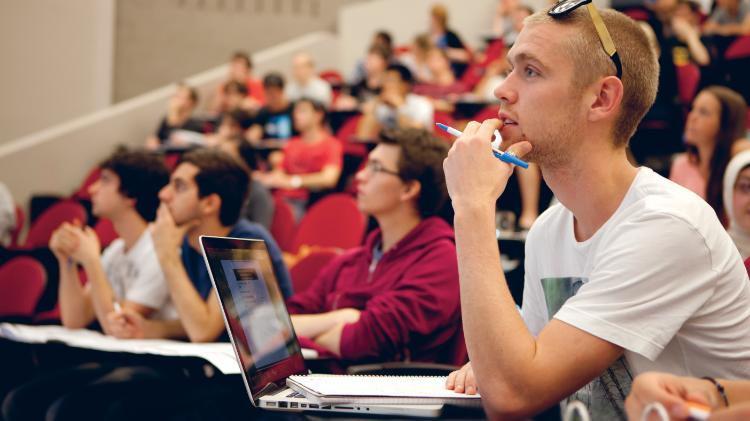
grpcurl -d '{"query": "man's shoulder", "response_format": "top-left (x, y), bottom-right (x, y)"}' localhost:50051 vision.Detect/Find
top-left (230, 219), bottom-right (272, 240)
top-left (629, 168), bottom-right (715, 223)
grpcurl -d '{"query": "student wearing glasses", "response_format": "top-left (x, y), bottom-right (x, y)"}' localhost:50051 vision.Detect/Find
top-left (286, 128), bottom-right (464, 365)
top-left (442, 1), bottom-right (750, 419)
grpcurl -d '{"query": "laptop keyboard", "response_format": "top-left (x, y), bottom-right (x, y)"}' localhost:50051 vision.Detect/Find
top-left (286, 391), bottom-right (305, 399)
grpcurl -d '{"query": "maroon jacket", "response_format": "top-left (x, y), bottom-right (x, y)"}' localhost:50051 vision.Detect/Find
top-left (287, 217), bottom-right (463, 364)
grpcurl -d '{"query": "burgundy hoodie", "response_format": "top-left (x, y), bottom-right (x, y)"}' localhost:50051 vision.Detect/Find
top-left (287, 217), bottom-right (463, 364)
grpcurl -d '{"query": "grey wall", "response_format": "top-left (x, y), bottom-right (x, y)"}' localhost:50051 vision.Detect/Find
top-left (113, 0), bottom-right (366, 102)
top-left (0, 0), bottom-right (114, 145)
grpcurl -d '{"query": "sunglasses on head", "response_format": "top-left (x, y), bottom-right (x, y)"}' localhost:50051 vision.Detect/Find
top-left (548, 0), bottom-right (622, 79)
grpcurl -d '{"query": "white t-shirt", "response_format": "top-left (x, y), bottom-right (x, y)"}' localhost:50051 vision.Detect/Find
top-left (522, 167), bottom-right (750, 418)
top-left (285, 77), bottom-right (333, 107)
top-left (375, 94), bottom-right (434, 130)
top-left (100, 229), bottom-right (176, 320)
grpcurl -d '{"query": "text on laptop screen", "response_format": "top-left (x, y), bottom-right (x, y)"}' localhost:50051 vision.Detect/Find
top-left (201, 237), bottom-right (306, 397)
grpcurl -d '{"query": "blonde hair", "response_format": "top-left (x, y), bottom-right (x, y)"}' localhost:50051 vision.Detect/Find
top-left (525, 7), bottom-right (659, 146)
top-left (431, 4), bottom-right (448, 29)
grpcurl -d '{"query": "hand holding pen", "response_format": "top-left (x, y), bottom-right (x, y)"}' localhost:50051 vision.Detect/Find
top-left (436, 123), bottom-right (529, 169)
top-left (441, 119), bottom-right (533, 212)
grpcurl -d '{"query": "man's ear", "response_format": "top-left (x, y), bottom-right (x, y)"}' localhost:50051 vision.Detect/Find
top-left (401, 180), bottom-right (422, 203)
top-left (200, 193), bottom-right (223, 219)
top-left (588, 75), bottom-right (624, 123)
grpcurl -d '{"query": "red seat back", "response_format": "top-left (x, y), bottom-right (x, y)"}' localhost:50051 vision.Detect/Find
top-left (289, 249), bottom-right (340, 294)
top-left (335, 114), bottom-right (368, 157)
top-left (291, 194), bottom-right (365, 253)
top-left (22, 200), bottom-right (87, 249)
top-left (0, 257), bottom-right (46, 318)
top-left (319, 69), bottom-right (344, 87)
top-left (726, 36), bottom-right (750, 60)
top-left (94, 218), bottom-right (118, 249)
top-left (433, 110), bottom-right (455, 141)
top-left (270, 196), bottom-right (297, 253)
top-left (676, 63), bottom-right (700, 106)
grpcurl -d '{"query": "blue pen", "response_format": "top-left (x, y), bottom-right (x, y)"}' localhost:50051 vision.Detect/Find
top-left (436, 123), bottom-right (529, 169)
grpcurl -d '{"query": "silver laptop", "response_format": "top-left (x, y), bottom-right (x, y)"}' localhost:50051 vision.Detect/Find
top-left (199, 235), bottom-right (444, 417)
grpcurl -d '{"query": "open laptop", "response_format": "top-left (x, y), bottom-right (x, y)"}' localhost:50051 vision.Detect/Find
top-left (199, 235), bottom-right (444, 418)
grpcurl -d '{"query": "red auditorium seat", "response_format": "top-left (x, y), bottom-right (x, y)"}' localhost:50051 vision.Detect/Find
top-left (289, 248), bottom-right (341, 293)
top-left (270, 195), bottom-right (297, 253)
top-left (726, 36), bottom-right (750, 60)
top-left (433, 110), bottom-right (456, 141)
top-left (93, 218), bottom-right (118, 249)
top-left (291, 193), bottom-right (365, 253)
top-left (676, 63), bottom-right (700, 106)
top-left (20, 200), bottom-right (86, 250)
top-left (335, 114), bottom-right (368, 157)
top-left (623, 8), bottom-right (650, 21)
top-left (0, 257), bottom-right (46, 319)
top-left (319, 69), bottom-right (344, 87)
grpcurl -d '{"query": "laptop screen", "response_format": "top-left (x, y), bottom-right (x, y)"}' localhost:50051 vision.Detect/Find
top-left (200, 236), bottom-right (306, 398)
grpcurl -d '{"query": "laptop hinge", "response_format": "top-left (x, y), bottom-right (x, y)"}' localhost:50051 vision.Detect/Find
top-left (257, 381), bottom-right (283, 399)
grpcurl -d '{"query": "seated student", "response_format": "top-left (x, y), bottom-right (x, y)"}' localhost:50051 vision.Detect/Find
top-left (110, 148), bottom-right (293, 341)
top-left (356, 64), bottom-right (434, 140)
top-left (413, 48), bottom-right (470, 111)
top-left (669, 86), bottom-right (749, 225)
top-left (429, 3), bottom-right (471, 78)
top-left (349, 30), bottom-right (394, 85)
top-left (2, 149), bottom-right (293, 421)
top-left (335, 44), bottom-right (390, 111)
top-left (214, 135), bottom-right (275, 231)
top-left (203, 108), bottom-right (251, 148)
top-left (723, 150), bottom-right (750, 259)
top-left (50, 149), bottom-right (172, 333)
top-left (625, 371), bottom-right (750, 420)
top-left (400, 33), bottom-right (435, 84)
top-left (220, 81), bottom-right (250, 116)
top-left (703, 0), bottom-right (750, 36)
top-left (210, 51), bottom-right (265, 115)
top-left (443, 6), bottom-right (750, 419)
top-left (287, 128), bottom-right (462, 364)
top-left (492, 0), bottom-right (521, 45)
top-left (145, 82), bottom-right (204, 150)
top-left (668, 0), bottom-right (711, 66)
top-left (253, 98), bottom-right (343, 219)
top-left (246, 72), bottom-right (295, 143)
top-left (285, 52), bottom-right (333, 107)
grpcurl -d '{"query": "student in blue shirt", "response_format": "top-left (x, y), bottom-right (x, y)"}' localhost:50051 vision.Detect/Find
top-left (108, 148), bottom-right (292, 342)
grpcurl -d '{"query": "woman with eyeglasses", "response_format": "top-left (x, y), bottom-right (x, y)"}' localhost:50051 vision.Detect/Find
top-left (669, 85), bottom-right (750, 226)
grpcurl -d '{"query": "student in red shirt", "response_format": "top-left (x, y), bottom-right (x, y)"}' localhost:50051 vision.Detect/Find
top-left (210, 51), bottom-right (265, 115)
top-left (254, 98), bottom-right (343, 218)
top-left (287, 128), bottom-right (463, 364)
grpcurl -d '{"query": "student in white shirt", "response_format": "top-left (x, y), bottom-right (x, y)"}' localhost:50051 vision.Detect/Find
top-left (50, 149), bottom-right (174, 333)
top-left (442, 4), bottom-right (750, 419)
top-left (285, 52), bottom-right (333, 107)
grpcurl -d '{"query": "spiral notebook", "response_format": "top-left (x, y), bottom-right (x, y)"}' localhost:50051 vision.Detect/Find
top-left (286, 374), bottom-right (483, 407)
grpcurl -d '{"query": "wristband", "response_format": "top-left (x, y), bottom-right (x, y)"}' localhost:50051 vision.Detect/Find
top-left (290, 175), bottom-right (302, 189)
top-left (702, 376), bottom-right (729, 407)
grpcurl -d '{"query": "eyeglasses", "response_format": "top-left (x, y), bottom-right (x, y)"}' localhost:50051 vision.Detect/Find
top-left (365, 160), bottom-right (401, 178)
top-left (548, 0), bottom-right (623, 79)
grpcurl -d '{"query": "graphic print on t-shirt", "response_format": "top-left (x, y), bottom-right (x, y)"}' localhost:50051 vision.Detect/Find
top-left (541, 277), bottom-right (632, 421)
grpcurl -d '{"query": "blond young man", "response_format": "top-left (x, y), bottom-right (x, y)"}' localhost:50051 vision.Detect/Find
top-left (443, 4), bottom-right (750, 419)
